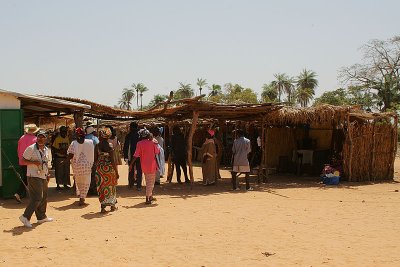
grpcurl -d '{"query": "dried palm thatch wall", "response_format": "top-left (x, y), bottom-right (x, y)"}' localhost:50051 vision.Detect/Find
top-left (260, 106), bottom-right (397, 181)
top-left (265, 128), bottom-right (296, 168)
top-left (264, 126), bottom-right (333, 170)
top-left (343, 115), bottom-right (398, 182)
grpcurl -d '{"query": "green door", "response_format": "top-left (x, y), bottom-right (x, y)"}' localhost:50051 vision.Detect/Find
top-left (0, 109), bottom-right (23, 198)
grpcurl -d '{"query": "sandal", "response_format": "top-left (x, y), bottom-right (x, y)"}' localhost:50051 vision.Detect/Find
top-left (78, 198), bottom-right (85, 206)
top-left (145, 197), bottom-right (152, 205)
top-left (110, 206), bottom-right (118, 212)
top-left (100, 204), bottom-right (107, 213)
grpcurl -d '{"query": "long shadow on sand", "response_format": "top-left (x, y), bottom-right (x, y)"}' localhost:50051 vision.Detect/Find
top-left (122, 202), bottom-right (159, 209)
top-left (51, 201), bottom-right (90, 211)
top-left (3, 225), bottom-right (33, 236)
top-left (81, 211), bottom-right (112, 220)
top-left (1, 173), bottom-right (398, 210)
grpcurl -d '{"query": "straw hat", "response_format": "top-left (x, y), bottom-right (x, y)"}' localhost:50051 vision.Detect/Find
top-left (24, 124), bottom-right (39, 134)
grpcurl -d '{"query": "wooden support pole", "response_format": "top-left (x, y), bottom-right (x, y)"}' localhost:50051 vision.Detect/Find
top-left (258, 117), bottom-right (265, 183)
top-left (389, 115), bottom-right (398, 180)
top-left (370, 121), bottom-right (376, 182)
top-left (347, 113), bottom-right (353, 182)
top-left (188, 111), bottom-right (199, 188)
top-left (264, 125), bottom-right (269, 183)
top-left (73, 111), bottom-right (84, 128)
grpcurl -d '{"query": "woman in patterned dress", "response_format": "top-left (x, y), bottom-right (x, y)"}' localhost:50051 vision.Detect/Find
top-left (95, 127), bottom-right (119, 213)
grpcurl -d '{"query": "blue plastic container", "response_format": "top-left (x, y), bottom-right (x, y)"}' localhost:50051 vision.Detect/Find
top-left (322, 176), bottom-right (340, 185)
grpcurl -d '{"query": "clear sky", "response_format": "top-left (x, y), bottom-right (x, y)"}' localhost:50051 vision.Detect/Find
top-left (0, 0), bottom-right (399, 107)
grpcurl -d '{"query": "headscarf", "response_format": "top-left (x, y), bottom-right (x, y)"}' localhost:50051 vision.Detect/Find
top-left (75, 127), bottom-right (85, 137)
top-left (98, 127), bottom-right (112, 139)
top-left (139, 128), bottom-right (151, 139)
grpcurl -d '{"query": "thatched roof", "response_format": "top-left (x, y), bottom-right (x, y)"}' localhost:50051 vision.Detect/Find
top-left (49, 95), bottom-right (396, 126)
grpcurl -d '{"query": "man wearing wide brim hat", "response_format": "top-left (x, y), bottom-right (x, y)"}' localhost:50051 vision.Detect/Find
top-left (14, 124), bottom-right (39, 203)
top-left (19, 130), bottom-right (54, 228)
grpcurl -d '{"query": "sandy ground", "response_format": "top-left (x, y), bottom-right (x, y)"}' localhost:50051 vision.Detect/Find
top-left (1, 159), bottom-right (400, 267)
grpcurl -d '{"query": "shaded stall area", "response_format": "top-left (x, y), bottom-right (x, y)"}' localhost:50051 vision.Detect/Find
top-left (50, 95), bottom-right (397, 183)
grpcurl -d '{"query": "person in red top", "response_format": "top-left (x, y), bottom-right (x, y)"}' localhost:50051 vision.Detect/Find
top-left (129, 129), bottom-right (160, 204)
top-left (15, 124), bottom-right (38, 203)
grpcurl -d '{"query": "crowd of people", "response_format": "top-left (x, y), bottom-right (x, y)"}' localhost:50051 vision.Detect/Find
top-left (16, 121), bottom-right (254, 228)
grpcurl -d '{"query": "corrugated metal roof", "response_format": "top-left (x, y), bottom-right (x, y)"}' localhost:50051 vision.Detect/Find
top-left (0, 89), bottom-right (91, 112)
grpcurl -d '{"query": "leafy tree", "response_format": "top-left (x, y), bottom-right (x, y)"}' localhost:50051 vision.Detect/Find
top-left (174, 82), bottom-right (193, 100)
top-left (118, 87), bottom-right (135, 110)
top-left (314, 88), bottom-right (349, 106)
top-left (347, 85), bottom-right (375, 110)
top-left (295, 69), bottom-right (318, 107)
top-left (223, 83), bottom-right (257, 103)
top-left (340, 36), bottom-right (400, 111)
top-left (240, 88), bottom-right (258, 103)
top-left (261, 82), bottom-right (278, 102)
top-left (196, 78), bottom-right (207, 96)
top-left (314, 86), bottom-right (376, 110)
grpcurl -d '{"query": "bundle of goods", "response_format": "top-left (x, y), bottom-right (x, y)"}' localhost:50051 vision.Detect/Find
top-left (320, 165), bottom-right (340, 185)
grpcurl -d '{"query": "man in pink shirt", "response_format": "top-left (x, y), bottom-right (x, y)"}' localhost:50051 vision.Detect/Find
top-left (129, 129), bottom-right (160, 204)
top-left (15, 124), bottom-right (38, 203)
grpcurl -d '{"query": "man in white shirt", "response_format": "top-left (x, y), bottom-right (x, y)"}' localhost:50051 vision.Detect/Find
top-left (19, 130), bottom-right (54, 228)
top-left (232, 129), bottom-right (253, 191)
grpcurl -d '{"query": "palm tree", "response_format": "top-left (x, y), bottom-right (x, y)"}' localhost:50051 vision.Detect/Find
top-left (176, 82), bottom-right (193, 99)
top-left (118, 98), bottom-right (129, 109)
top-left (132, 83), bottom-right (148, 110)
top-left (196, 78), bottom-right (207, 96)
top-left (138, 83), bottom-right (148, 110)
top-left (271, 73), bottom-right (292, 102)
top-left (118, 87), bottom-right (135, 110)
top-left (209, 84), bottom-right (222, 96)
top-left (285, 77), bottom-right (296, 105)
top-left (295, 69), bottom-right (318, 107)
top-left (148, 94), bottom-right (167, 107)
top-left (261, 83), bottom-right (278, 102)
top-left (297, 69), bottom-right (318, 90)
top-left (131, 83), bottom-right (139, 108)
top-left (296, 88), bottom-right (314, 107)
